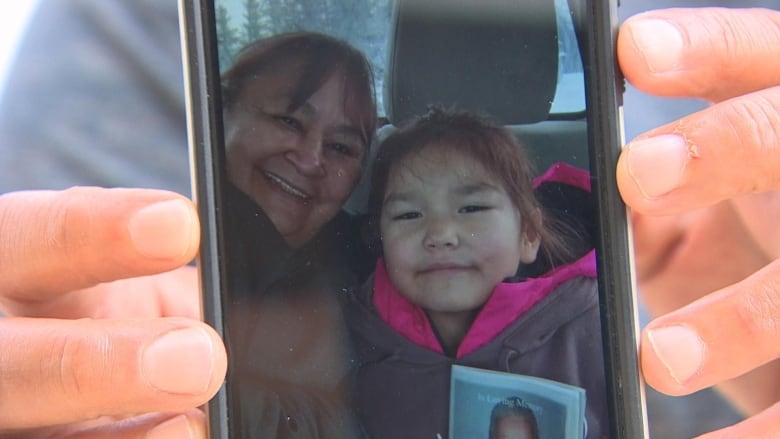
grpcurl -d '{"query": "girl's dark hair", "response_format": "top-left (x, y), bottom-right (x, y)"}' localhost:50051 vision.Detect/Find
top-left (221, 31), bottom-right (376, 148)
top-left (367, 107), bottom-right (578, 273)
top-left (488, 396), bottom-right (540, 439)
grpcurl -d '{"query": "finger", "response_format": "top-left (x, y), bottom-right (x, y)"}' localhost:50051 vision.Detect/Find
top-left (1, 266), bottom-right (200, 320)
top-left (694, 402), bottom-right (780, 439)
top-left (632, 202), bottom-right (771, 317)
top-left (0, 317), bottom-right (226, 429)
top-left (616, 86), bottom-right (780, 214)
top-left (65, 411), bottom-right (208, 439)
top-left (0, 187), bottom-right (200, 303)
top-left (618, 8), bottom-right (780, 102)
top-left (1, 411), bottom-right (207, 439)
top-left (640, 259), bottom-right (780, 403)
top-left (731, 192), bottom-right (780, 260)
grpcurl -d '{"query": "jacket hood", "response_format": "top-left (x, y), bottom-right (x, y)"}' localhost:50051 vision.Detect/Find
top-left (533, 161), bottom-right (590, 191)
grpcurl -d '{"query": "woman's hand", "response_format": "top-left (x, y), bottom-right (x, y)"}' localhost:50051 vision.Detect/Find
top-left (0, 187), bottom-right (227, 438)
top-left (617, 7), bottom-right (780, 438)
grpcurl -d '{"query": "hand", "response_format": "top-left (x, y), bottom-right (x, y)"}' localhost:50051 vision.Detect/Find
top-left (616, 7), bottom-right (780, 438)
top-left (0, 187), bottom-right (227, 438)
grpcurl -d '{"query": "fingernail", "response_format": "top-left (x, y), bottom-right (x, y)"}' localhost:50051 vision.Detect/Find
top-left (146, 415), bottom-right (195, 439)
top-left (147, 415), bottom-right (195, 439)
top-left (647, 325), bottom-right (705, 384)
top-left (627, 134), bottom-right (690, 199)
top-left (630, 19), bottom-right (683, 73)
top-left (142, 327), bottom-right (215, 395)
top-left (128, 199), bottom-right (196, 259)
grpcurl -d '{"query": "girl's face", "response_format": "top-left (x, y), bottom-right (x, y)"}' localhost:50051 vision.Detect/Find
top-left (224, 63), bottom-right (366, 247)
top-left (380, 146), bottom-right (539, 318)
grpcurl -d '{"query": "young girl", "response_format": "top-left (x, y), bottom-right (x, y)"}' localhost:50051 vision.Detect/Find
top-left (344, 108), bottom-right (607, 438)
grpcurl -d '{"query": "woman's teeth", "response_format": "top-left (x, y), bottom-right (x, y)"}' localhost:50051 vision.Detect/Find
top-left (264, 171), bottom-right (311, 200)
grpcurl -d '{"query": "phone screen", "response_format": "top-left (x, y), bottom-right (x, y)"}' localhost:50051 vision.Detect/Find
top-left (182, 0), bottom-right (644, 437)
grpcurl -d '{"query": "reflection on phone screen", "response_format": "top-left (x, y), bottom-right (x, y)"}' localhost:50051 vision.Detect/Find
top-left (208, 0), bottom-right (614, 437)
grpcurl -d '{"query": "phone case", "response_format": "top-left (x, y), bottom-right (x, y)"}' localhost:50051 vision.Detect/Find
top-left (179, 0), bottom-right (646, 437)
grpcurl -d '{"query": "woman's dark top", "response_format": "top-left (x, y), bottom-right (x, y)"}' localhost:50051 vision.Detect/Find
top-left (222, 183), bottom-right (369, 438)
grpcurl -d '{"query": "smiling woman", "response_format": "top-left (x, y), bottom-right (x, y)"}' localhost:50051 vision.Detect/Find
top-left (212, 30), bottom-right (378, 438)
top-left (221, 32), bottom-right (375, 247)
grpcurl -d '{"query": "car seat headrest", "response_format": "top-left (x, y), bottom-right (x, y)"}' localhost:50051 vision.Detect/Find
top-left (385, 0), bottom-right (559, 126)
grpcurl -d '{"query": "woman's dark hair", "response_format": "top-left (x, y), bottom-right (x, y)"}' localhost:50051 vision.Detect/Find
top-left (488, 396), bottom-right (540, 439)
top-left (221, 31), bottom-right (377, 148)
top-left (367, 107), bottom-right (578, 272)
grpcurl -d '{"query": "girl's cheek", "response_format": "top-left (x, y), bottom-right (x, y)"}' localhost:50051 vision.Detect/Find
top-left (385, 234), bottom-right (416, 265)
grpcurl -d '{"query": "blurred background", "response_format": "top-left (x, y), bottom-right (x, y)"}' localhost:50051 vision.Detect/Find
top-left (0, 1), bottom-right (39, 100)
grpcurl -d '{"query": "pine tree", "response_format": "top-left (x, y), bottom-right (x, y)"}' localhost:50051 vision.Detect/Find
top-left (216, 5), bottom-right (240, 69)
top-left (243, 0), bottom-right (265, 43)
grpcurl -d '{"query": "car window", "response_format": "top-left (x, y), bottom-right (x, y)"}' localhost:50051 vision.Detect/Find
top-left (550, 0), bottom-right (586, 114)
top-left (216, 0), bottom-right (584, 118)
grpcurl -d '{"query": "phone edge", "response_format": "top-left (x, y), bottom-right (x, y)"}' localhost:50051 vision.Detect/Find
top-left (179, 0), bottom-right (649, 436)
top-left (582, 1), bottom-right (648, 438)
top-left (179, 0), bottom-right (230, 437)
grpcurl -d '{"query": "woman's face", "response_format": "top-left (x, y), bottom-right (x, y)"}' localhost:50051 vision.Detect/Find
top-left (224, 64), bottom-right (366, 247)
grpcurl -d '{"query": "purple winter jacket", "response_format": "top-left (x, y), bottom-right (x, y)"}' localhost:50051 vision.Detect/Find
top-left (344, 264), bottom-right (608, 439)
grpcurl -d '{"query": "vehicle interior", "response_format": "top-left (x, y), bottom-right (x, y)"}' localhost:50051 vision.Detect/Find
top-left (214, 0), bottom-right (596, 272)
top-left (344, 0), bottom-right (590, 215)
top-left (343, 0), bottom-right (596, 274)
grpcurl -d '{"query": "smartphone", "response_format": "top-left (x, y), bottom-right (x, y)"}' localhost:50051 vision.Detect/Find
top-left (180, 0), bottom-right (646, 437)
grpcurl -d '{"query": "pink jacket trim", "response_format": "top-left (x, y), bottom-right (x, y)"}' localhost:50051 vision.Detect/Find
top-left (533, 161), bottom-right (591, 191)
top-left (373, 250), bottom-right (597, 358)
